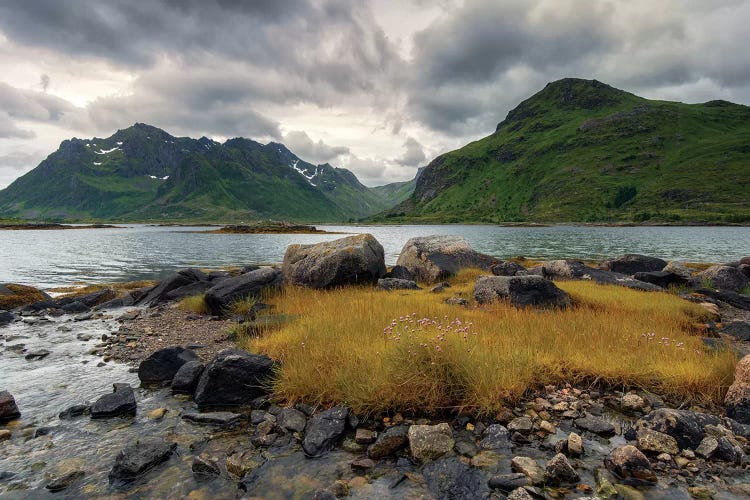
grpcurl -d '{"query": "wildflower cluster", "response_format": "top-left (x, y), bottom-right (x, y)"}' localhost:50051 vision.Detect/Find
top-left (383, 313), bottom-right (477, 356)
top-left (640, 332), bottom-right (697, 354)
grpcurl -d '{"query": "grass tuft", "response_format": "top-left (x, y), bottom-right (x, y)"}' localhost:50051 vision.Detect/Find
top-left (245, 269), bottom-right (736, 415)
top-left (177, 294), bottom-right (210, 315)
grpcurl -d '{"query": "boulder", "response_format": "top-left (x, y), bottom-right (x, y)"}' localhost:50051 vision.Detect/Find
top-left (473, 275), bottom-right (571, 309)
top-left (422, 456), bottom-right (490, 500)
top-left (368, 424), bottom-right (409, 459)
top-left (0, 310), bottom-right (15, 326)
top-left (696, 265), bottom-right (750, 292)
top-left (302, 406), bottom-right (349, 457)
top-left (282, 234), bottom-right (386, 289)
top-left (408, 423), bottom-right (455, 461)
top-left (542, 259), bottom-right (663, 291)
top-left (170, 360), bottom-right (204, 394)
top-left (59, 404), bottom-right (90, 419)
top-left (479, 424), bottom-right (510, 450)
top-left (722, 321), bottom-right (750, 341)
top-left (203, 267), bottom-right (282, 316)
top-left (633, 271), bottom-right (683, 288)
top-left (376, 278), bottom-right (421, 291)
top-left (695, 288), bottom-right (750, 311)
top-left (725, 354), bottom-right (750, 424)
top-left (57, 288), bottom-right (117, 309)
top-left (60, 301), bottom-right (90, 314)
top-left (739, 264), bottom-right (750, 279)
top-left (395, 235), bottom-right (498, 283)
top-left (91, 383), bottom-right (136, 419)
top-left (741, 256), bottom-right (750, 266)
top-left (636, 429), bottom-right (679, 455)
top-left (490, 261), bottom-right (528, 276)
top-left (138, 268), bottom-right (209, 306)
top-left (545, 453), bottom-right (579, 485)
top-left (0, 391), bottom-right (21, 423)
top-left (108, 439), bottom-right (177, 486)
top-left (194, 349), bottom-right (274, 408)
top-left (662, 261), bottom-right (694, 281)
top-left (0, 283), bottom-right (51, 310)
top-left (634, 408), bottom-right (720, 449)
top-left (604, 445), bottom-right (657, 483)
top-left (138, 346), bottom-right (200, 385)
top-left (601, 254), bottom-right (667, 275)
top-left (384, 265), bottom-right (415, 281)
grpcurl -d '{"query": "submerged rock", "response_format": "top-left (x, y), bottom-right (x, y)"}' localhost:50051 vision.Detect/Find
top-left (422, 455), bottom-right (491, 500)
top-left (303, 406), bottom-right (349, 458)
top-left (90, 383), bottom-right (136, 419)
top-left (108, 439), bottom-right (177, 486)
top-left (574, 413), bottom-right (616, 436)
top-left (193, 349), bottom-right (274, 408)
top-left (138, 346), bottom-right (199, 385)
top-left (604, 445), bottom-right (657, 483)
top-left (46, 470), bottom-right (85, 492)
top-left (0, 391), bottom-right (21, 423)
top-left (58, 404), bottom-right (90, 419)
top-left (395, 235), bottom-right (498, 283)
top-left (473, 275), bottom-right (571, 309)
top-left (282, 234), bottom-right (386, 289)
top-left (203, 267), bottom-right (282, 316)
top-left (182, 411), bottom-right (243, 427)
top-left (545, 453), bottom-right (579, 485)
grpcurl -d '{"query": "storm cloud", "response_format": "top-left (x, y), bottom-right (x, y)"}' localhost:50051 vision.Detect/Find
top-left (0, 0), bottom-right (749, 188)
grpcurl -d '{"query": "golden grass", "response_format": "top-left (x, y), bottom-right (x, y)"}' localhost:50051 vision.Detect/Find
top-left (177, 294), bottom-right (210, 315)
top-left (0, 283), bottom-right (49, 309)
top-left (244, 269), bottom-right (737, 415)
top-left (50, 280), bottom-right (156, 298)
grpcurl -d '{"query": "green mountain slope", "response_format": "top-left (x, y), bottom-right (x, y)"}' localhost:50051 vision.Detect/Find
top-left (382, 78), bottom-right (750, 224)
top-left (0, 124), bottom-right (415, 222)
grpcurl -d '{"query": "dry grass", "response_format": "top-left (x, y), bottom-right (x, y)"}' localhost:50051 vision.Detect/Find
top-left (0, 283), bottom-right (49, 309)
top-left (50, 280), bottom-right (156, 298)
top-left (177, 294), bottom-right (210, 315)
top-left (244, 269), bottom-right (737, 415)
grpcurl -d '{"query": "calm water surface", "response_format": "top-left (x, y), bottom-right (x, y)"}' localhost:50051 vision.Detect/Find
top-left (0, 224), bottom-right (748, 289)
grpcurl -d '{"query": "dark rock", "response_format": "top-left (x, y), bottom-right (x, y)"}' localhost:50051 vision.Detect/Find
top-left (34, 426), bottom-right (55, 438)
top-left (24, 349), bottom-right (51, 361)
top-left (422, 456), bottom-right (491, 500)
top-left (170, 360), bottom-right (204, 394)
top-left (0, 283), bottom-right (52, 309)
top-left (90, 383), bottom-right (136, 419)
top-left (138, 346), bottom-right (200, 385)
top-left (739, 264), bottom-right (750, 279)
top-left (282, 234), bottom-right (386, 289)
top-left (0, 391), bottom-right (21, 423)
top-left (182, 411), bottom-right (242, 427)
top-left (488, 472), bottom-right (528, 491)
top-left (61, 301), bottom-right (90, 314)
top-left (164, 282), bottom-right (213, 302)
top-left (277, 408), bottom-right (307, 433)
top-left (543, 259), bottom-right (663, 291)
top-left (545, 453), bottom-right (580, 485)
top-left (696, 265), bottom-right (750, 292)
top-left (193, 349), bottom-right (274, 408)
top-left (204, 267), bottom-right (282, 316)
top-left (367, 424), bottom-right (409, 459)
top-left (376, 278), bottom-right (421, 291)
top-left (192, 456), bottom-right (220, 477)
top-left (108, 439), bottom-right (177, 486)
top-left (634, 408), bottom-right (720, 450)
top-left (490, 261), bottom-right (528, 276)
top-left (474, 275), bottom-right (571, 309)
top-left (0, 310), bottom-right (16, 325)
top-left (479, 424), bottom-right (510, 450)
top-left (59, 404), bottom-right (90, 419)
top-left (303, 406), bottom-right (349, 457)
top-left (46, 470), bottom-right (85, 492)
top-left (395, 235), bottom-right (498, 283)
top-left (138, 268), bottom-right (208, 306)
top-left (695, 288), bottom-right (750, 310)
top-left (604, 445), bottom-right (657, 483)
top-left (384, 265), bottom-right (415, 281)
top-left (633, 271), bottom-right (683, 288)
top-left (58, 288), bottom-right (117, 309)
top-left (602, 254), bottom-right (667, 275)
top-left (574, 413), bottom-right (616, 436)
top-left (351, 457), bottom-right (376, 470)
top-left (722, 321), bottom-right (750, 341)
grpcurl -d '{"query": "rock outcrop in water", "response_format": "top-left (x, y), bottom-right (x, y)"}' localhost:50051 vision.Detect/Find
top-left (90, 383), bottom-right (137, 419)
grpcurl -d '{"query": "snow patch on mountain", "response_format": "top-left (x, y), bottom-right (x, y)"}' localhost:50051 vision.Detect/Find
top-left (94, 147), bottom-right (120, 155)
top-left (289, 159), bottom-right (320, 187)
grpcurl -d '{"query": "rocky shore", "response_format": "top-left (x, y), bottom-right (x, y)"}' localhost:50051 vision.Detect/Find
top-left (1, 234), bottom-right (749, 498)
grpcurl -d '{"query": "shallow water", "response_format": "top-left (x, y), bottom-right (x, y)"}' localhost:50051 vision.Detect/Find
top-left (0, 224), bottom-right (748, 289)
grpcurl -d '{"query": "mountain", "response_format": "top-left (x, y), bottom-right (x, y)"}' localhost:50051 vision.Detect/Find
top-left (380, 78), bottom-right (750, 224)
top-left (0, 123), bottom-right (415, 222)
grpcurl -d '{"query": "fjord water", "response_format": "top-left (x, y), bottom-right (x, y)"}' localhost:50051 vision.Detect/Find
top-left (0, 224), bottom-right (749, 289)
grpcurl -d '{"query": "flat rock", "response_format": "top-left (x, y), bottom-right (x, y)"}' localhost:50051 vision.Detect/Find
top-left (58, 404), bottom-right (90, 419)
top-left (408, 423), bottom-right (455, 462)
top-left (182, 411), bottom-right (242, 426)
top-left (636, 428), bottom-right (679, 455)
top-left (90, 383), bottom-right (136, 419)
top-left (24, 349), bottom-right (51, 361)
top-left (422, 456), bottom-right (490, 500)
top-left (108, 439), bottom-right (177, 486)
top-left (46, 470), bottom-right (85, 492)
top-left (511, 456), bottom-right (545, 485)
top-left (488, 472), bottom-right (529, 491)
top-left (575, 413), bottom-right (615, 436)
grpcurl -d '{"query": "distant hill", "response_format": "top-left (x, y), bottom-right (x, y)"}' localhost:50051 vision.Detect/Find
top-left (378, 78), bottom-right (750, 224)
top-left (0, 123), bottom-right (416, 222)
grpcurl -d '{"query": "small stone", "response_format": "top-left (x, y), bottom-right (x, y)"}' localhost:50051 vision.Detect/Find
top-left (479, 423), bottom-right (509, 450)
top-left (675, 456), bottom-right (691, 467)
top-left (148, 408), bottom-right (167, 420)
top-left (575, 413), bottom-right (616, 436)
top-left (355, 428), bottom-right (377, 444)
top-left (567, 432), bottom-right (583, 456)
top-left (604, 445), bottom-right (657, 483)
top-left (46, 470), bottom-right (85, 492)
top-left (368, 425), bottom-right (409, 460)
top-left (545, 453), bottom-right (580, 486)
top-left (349, 476), bottom-right (368, 488)
top-left (688, 486), bottom-right (715, 500)
top-left (622, 393), bottom-right (646, 413)
top-left (226, 450), bottom-right (263, 478)
top-left (695, 436), bottom-right (719, 459)
top-left (329, 480), bottom-right (349, 498)
top-left (636, 428), bottom-right (679, 455)
top-left (539, 420), bottom-right (555, 434)
top-left (511, 456), bottom-right (545, 485)
top-left (656, 453), bottom-right (672, 462)
top-left (507, 416), bottom-right (533, 434)
top-left (470, 450), bottom-right (500, 468)
top-left (488, 473), bottom-right (528, 491)
top-left (191, 456), bottom-right (220, 477)
top-left (408, 423), bottom-right (454, 462)
top-left (276, 408), bottom-right (307, 433)
top-left (351, 457), bottom-right (375, 471)
top-left (0, 430), bottom-right (10, 441)
top-left (507, 487), bottom-right (534, 500)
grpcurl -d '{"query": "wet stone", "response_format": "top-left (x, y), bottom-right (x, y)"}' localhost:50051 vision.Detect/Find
top-left (191, 456), bottom-right (220, 477)
top-left (604, 444), bottom-right (657, 483)
top-left (575, 412), bottom-right (616, 436)
top-left (0, 391), bottom-right (21, 423)
top-left (545, 453), bottom-right (580, 486)
top-left (90, 383), bottom-right (136, 419)
top-left (276, 408), bottom-right (307, 433)
top-left (511, 456), bottom-right (545, 485)
top-left (351, 457), bottom-right (376, 471)
top-left (478, 423), bottom-right (509, 450)
top-left (303, 406), bottom-right (349, 458)
top-left (422, 455), bottom-right (491, 500)
top-left (367, 425), bottom-right (409, 460)
top-left (507, 416), bottom-right (533, 434)
top-left (182, 411), bottom-right (242, 427)
top-left (46, 470), bottom-right (85, 492)
top-left (108, 439), bottom-right (177, 487)
top-left (488, 472), bottom-right (529, 491)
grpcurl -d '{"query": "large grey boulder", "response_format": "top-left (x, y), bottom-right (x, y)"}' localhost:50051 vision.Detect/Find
top-left (203, 267), bottom-right (282, 315)
top-left (726, 355), bottom-right (750, 424)
top-left (194, 349), bottom-right (275, 408)
top-left (0, 391), bottom-right (21, 423)
top-left (696, 265), bottom-right (750, 292)
top-left (395, 235), bottom-right (498, 283)
top-left (138, 346), bottom-right (200, 385)
top-left (633, 408), bottom-right (720, 450)
top-left (490, 261), bottom-right (528, 276)
top-left (282, 234), bottom-right (386, 289)
top-left (601, 254), bottom-right (667, 275)
top-left (474, 275), bottom-right (571, 309)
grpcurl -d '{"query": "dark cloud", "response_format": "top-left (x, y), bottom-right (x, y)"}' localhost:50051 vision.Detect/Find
top-left (283, 131), bottom-right (350, 164)
top-left (396, 137), bottom-right (426, 166)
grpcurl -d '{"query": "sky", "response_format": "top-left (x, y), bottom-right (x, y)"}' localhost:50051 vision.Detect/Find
top-left (1, 0), bottom-right (749, 188)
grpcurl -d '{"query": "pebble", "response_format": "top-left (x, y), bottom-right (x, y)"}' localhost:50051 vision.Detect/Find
top-left (148, 408), bottom-right (167, 420)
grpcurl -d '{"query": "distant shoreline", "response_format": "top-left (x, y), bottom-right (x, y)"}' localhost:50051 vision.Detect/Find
top-left (0, 223), bottom-right (123, 231)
